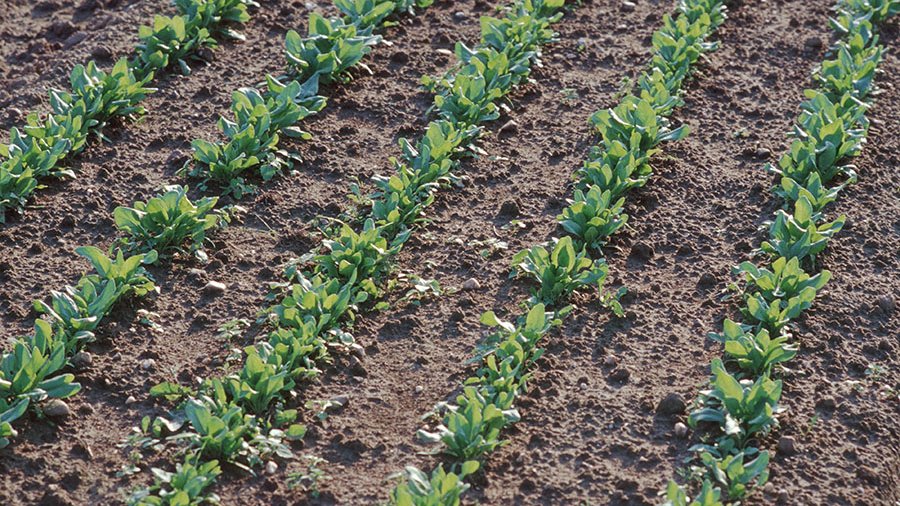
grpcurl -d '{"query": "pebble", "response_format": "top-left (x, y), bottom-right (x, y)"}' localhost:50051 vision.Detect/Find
top-left (453, 11), bottom-right (466, 19)
top-left (621, 1), bottom-right (636, 12)
top-left (777, 490), bottom-right (789, 503)
top-left (203, 281), bottom-right (227, 294)
top-left (415, 385), bottom-right (424, 394)
top-left (778, 436), bottom-right (797, 455)
top-left (44, 399), bottom-right (70, 418)
top-left (331, 395), bottom-right (349, 407)
top-left (125, 395), bottom-right (138, 405)
top-left (657, 393), bottom-right (687, 415)
top-left (141, 359), bottom-right (155, 371)
top-left (804, 37), bottom-right (823, 49)
top-left (674, 422), bottom-right (689, 438)
top-left (350, 343), bottom-right (366, 359)
top-left (498, 120), bottom-right (519, 136)
top-left (756, 147), bottom-right (772, 157)
top-left (265, 461), bottom-right (278, 475)
top-left (71, 351), bottom-right (93, 370)
top-left (603, 355), bottom-right (618, 367)
top-left (462, 278), bottom-right (481, 291)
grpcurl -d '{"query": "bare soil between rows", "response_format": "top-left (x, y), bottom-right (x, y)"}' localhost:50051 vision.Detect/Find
top-left (0, 0), bottom-right (898, 505)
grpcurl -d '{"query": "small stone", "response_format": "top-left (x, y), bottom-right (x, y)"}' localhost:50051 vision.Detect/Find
top-left (499, 199), bottom-right (520, 217)
top-left (603, 355), bottom-right (618, 367)
top-left (674, 422), bottom-right (689, 438)
top-left (415, 385), bottom-right (424, 394)
top-left (140, 359), bottom-right (155, 371)
top-left (350, 343), bottom-right (366, 359)
top-left (44, 399), bottom-right (70, 418)
top-left (804, 37), bottom-right (823, 49)
top-left (629, 242), bottom-right (654, 261)
top-left (125, 395), bottom-right (138, 405)
top-left (621, 1), bottom-right (636, 12)
top-left (462, 278), bottom-right (481, 291)
top-left (756, 147), bottom-right (772, 157)
top-left (265, 461), bottom-right (278, 475)
top-left (657, 393), bottom-right (687, 415)
top-left (777, 490), bottom-right (789, 503)
top-left (876, 295), bottom-right (895, 314)
top-left (71, 351), bottom-right (93, 370)
top-left (608, 366), bottom-right (630, 382)
top-left (453, 11), bottom-right (466, 19)
top-left (203, 281), bottom-right (226, 294)
top-left (349, 356), bottom-right (367, 377)
top-left (778, 436), bottom-right (797, 455)
top-left (331, 395), bottom-right (349, 407)
top-left (498, 120), bottom-right (519, 136)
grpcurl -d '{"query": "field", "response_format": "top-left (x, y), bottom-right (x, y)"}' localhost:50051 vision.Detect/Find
top-left (0, 0), bottom-right (898, 504)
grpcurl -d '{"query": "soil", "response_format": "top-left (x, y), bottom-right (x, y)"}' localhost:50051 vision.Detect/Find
top-left (0, 0), bottom-right (897, 505)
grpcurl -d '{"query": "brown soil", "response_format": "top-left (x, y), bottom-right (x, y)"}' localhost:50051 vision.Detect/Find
top-left (0, 0), bottom-right (897, 505)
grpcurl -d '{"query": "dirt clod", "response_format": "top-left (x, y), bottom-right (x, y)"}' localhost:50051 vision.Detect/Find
top-left (498, 199), bottom-right (520, 217)
top-left (657, 393), bottom-right (687, 415)
top-left (876, 295), bottom-right (895, 314)
top-left (608, 366), bottom-right (630, 382)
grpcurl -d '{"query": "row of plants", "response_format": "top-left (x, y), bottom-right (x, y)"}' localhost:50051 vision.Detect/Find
top-left (389, 0), bottom-right (729, 503)
top-left (0, 0), bottom-right (257, 223)
top-left (663, 1), bottom-right (898, 504)
top-left (0, 0), bottom-right (430, 490)
top-left (120, 0), bottom-right (573, 503)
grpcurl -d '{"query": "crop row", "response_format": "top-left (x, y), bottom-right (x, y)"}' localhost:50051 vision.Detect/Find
top-left (663, 1), bottom-right (899, 505)
top-left (0, 0), bottom-right (430, 493)
top-left (118, 0), bottom-right (571, 503)
top-left (0, 0), bottom-right (260, 223)
top-left (388, 1), bottom-right (728, 504)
